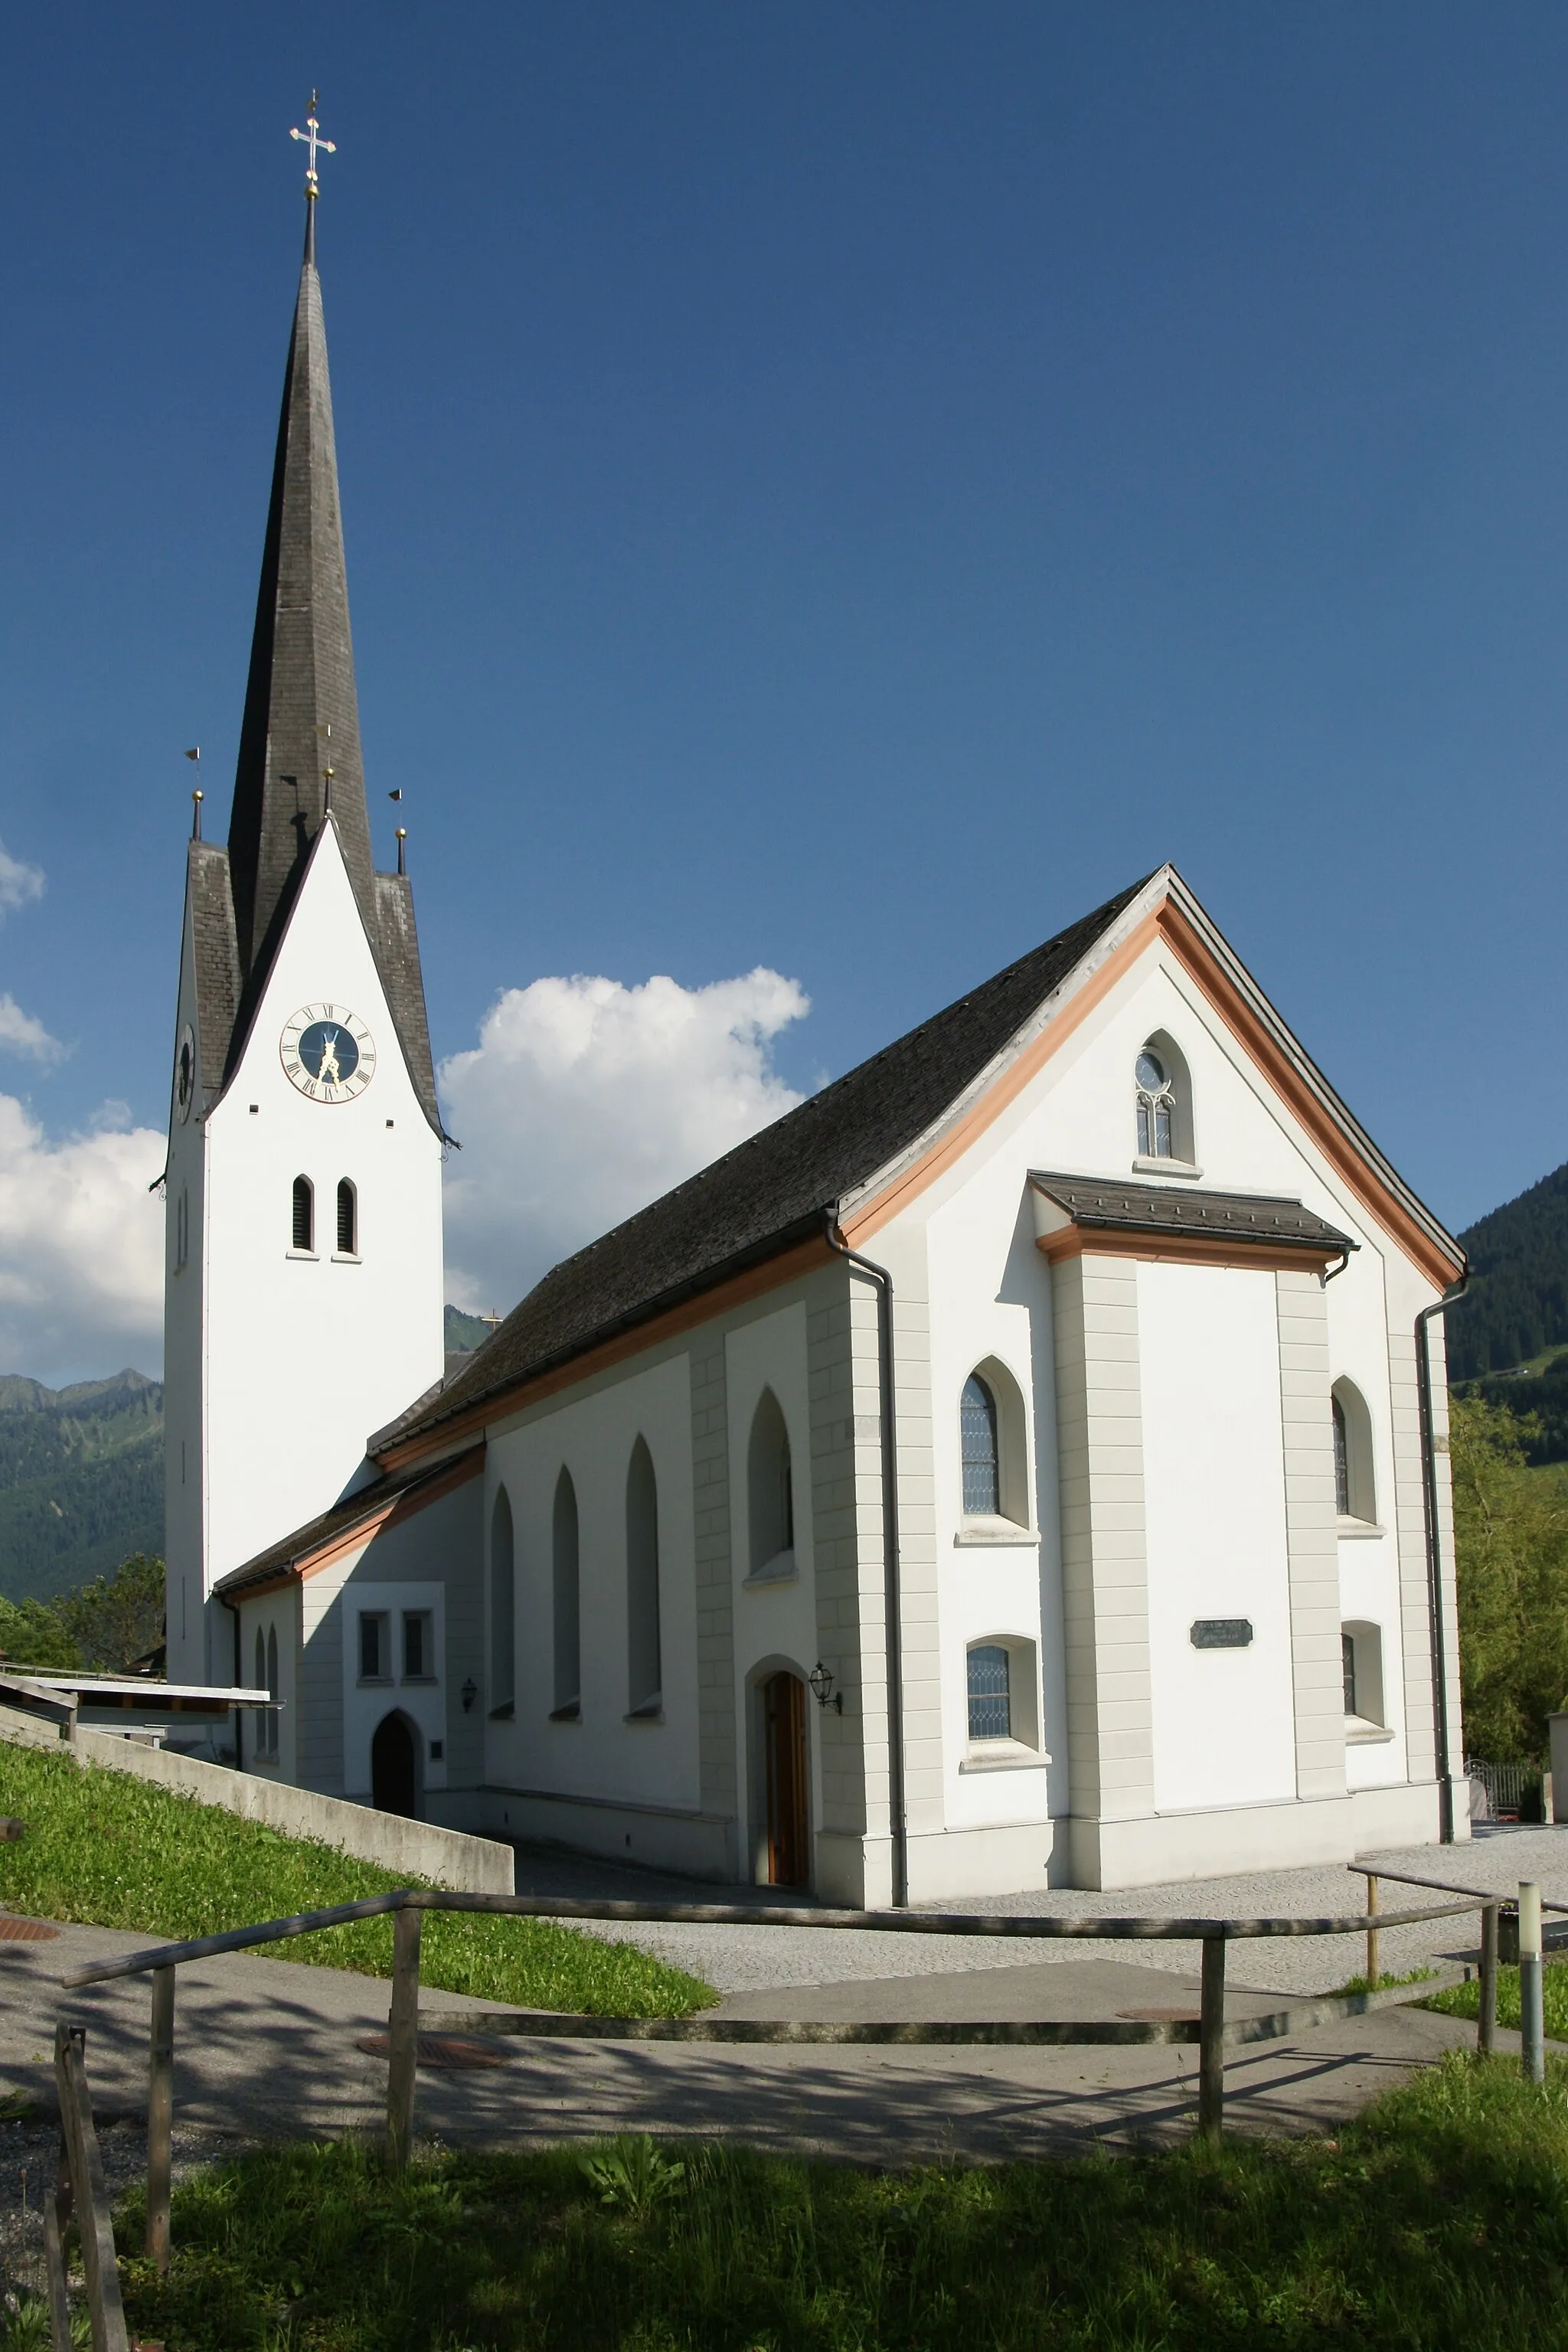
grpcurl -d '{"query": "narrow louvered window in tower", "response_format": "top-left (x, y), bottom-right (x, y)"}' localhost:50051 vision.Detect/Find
top-left (336, 1178), bottom-right (357, 1255)
top-left (292, 1176), bottom-right (314, 1253)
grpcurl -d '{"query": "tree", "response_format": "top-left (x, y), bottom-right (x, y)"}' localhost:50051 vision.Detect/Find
top-left (1451, 1394), bottom-right (1568, 1760)
top-left (0, 1593), bottom-right (80, 1672)
top-left (51, 1553), bottom-right (165, 1674)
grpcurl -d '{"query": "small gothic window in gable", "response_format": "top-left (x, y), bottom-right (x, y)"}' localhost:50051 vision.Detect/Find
top-left (961, 1376), bottom-right (1000, 1516)
top-left (1135, 1048), bottom-right (1174, 1158)
top-left (292, 1176), bottom-right (314, 1253)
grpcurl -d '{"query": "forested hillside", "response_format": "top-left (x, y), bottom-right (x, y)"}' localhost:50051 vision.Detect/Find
top-left (0, 1370), bottom-right (163, 1602)
top-left (1451, 1162), bottom-right (1568, 1380)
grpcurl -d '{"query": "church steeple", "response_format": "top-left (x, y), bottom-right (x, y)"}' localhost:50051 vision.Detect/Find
top-left (227, 176), bottom-right (376, 976)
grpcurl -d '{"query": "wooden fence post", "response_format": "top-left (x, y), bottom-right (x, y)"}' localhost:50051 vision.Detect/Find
top-left (44, 2137), bottom-right (72, 2352)
top-left (1197, 1934), bottom-right (1227, 2145)
top-left (1364, 1874), bottom-right (1380, 1988)
top-left (385, 1903), bottom-right (422, 2168)
top-left (54, 2024), bottom-right (129, 2352)
top-left (146, 1965), bottom-right (175, 2272)
top-left (1478, 1903), bottom-right (1498, 2056)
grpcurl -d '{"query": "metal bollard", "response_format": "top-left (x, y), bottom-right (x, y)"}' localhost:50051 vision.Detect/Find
top-left (1519, 1882), bottom-right (1545, 2086)
top-left (1478, 1903), bottom-right (1498, 2056)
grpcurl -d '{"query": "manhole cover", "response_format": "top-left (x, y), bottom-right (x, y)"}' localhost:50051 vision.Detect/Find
top-left (356, 2032), bottom-right (510, 2070)
top-left (1117, 2007), bottom-right (1198, 2023)
top-left (0, 1916), bottom-right (58, 1942)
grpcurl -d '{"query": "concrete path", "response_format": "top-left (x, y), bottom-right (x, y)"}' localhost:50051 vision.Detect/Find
top-left (0, 1908), bottom-right (1485, 2175)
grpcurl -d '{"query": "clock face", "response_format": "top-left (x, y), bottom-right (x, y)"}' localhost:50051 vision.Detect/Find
top-left (175, 1024), bottom-right (195, 1122)
top-left (279, 1004), bottom-right (376, 1102)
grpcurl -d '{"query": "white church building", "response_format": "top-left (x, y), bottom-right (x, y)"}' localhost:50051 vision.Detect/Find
top-left (165, 185), bottom-right (1470, 1902)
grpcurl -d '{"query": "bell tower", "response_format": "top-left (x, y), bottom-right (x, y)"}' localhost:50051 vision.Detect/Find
top-left (164, 105), bottom-right (447, 1685)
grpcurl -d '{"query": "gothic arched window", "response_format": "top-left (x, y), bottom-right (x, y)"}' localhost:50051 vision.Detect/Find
top-left (552, 1468), bottom-right (581, 1720)
top-left (747, 1389), bottom-right (795, 1578)
top-left (626, 1439), bottom-right (662, 1717)
top-left (336, 1178), bottom-right (357, 1256)
top-left (961, 1375), bottom-right (1000, 1516)
top-left (490, 1486), bottom-right (515, 1714)
top-left (1135, 1048), bottom-right (1175, 1158)
top-left (292, 1175), bottom-right (314, 1253)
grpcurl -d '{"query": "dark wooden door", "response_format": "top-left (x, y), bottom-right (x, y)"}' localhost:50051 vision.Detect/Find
top-left (763, 1671), bottom-right (808, 1886)
top-left (371, 1713), bottom-right (419, 1818)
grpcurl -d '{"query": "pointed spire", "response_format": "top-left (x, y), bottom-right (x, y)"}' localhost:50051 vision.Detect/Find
top-left (226, 149), bottom-right (374, 978)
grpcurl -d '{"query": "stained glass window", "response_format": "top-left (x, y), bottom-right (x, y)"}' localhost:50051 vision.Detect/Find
top-left (961, 1375), bottom-right (1000, 1514)
top-left (968, 1643), bottom-right (1011, 1741)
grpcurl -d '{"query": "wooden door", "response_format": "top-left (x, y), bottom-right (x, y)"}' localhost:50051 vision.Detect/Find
top-left (763, 1671), bottom-right (809, 1886)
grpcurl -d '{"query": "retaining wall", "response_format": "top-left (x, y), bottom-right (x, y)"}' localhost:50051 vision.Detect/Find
top-left (0, 1702), bottom-right (514, 1893)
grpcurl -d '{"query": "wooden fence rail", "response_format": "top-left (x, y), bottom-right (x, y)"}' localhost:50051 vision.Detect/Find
top-left (53, 1880), bottom-right (1495, 2298)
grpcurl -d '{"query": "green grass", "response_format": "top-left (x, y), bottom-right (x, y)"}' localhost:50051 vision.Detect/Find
top-left (102, 2053), bottom-right (1568, 2350)
top-left (1425, 1955), bottom-right (1568, 2041)
top-left (0, 1739), bottom-right (713, 2017)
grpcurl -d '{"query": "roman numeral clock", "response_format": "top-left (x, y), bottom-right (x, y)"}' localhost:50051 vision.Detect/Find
top-left (279, 1003), bottom-right (377, 1102)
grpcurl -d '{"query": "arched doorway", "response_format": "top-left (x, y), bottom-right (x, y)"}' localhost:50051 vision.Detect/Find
top-left (762, 1671), bottom-right (808, 1886)
top-left (371, 1712), bottom-right (420, 1819)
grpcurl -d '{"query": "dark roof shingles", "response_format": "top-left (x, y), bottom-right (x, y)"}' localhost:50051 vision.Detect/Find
top-left (391, 877), bottom-right (1152, 1451)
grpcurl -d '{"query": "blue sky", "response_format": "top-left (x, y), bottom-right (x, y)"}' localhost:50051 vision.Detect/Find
top-left (3, 5), bottom-right (1567, 1374)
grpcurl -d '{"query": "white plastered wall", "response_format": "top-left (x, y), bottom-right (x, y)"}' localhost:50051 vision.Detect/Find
top-left (883, 919), bottom-right (1455, 1886)
top-left (482, 1352), bottom-right (702, 1842)
top-left (724, 1302), bottom-right (823, 1882)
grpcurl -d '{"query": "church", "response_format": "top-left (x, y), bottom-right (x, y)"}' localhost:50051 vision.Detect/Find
top-left (164, 159), bottom-right (1470, 1901)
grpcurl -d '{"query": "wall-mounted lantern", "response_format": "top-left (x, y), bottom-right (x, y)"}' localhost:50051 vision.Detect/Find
top-left (808, 1661), bottom-right (843, 1714)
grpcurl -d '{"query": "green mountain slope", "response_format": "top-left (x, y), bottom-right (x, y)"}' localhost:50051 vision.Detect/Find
top-left (0, 1370), bottom-right (163, 1602)
top-left (1451, 1165), bottom-right (1568, 1380)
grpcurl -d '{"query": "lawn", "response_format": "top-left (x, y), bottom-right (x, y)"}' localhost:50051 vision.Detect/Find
top-left (92, 2052), bottom-right (1568, 2351)
top-left (1425, 1955), bottom-right (1568, 2040)
top-left (0, 1738), bottom-right (713, 2017)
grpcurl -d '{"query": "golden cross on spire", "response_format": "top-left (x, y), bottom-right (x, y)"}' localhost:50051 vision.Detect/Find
top-left (289, 91), bottom-right (336, 197)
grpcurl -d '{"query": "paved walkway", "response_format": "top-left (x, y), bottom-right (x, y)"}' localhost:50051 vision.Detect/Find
top-left (3, 1828), bottom-right (1557, 2173)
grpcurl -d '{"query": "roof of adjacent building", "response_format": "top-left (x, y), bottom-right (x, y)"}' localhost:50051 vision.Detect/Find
top-left (1027, 1173), bottom-right (1357, 1255)
top-left (191, 210), bottom-right (443, 1137)
top-left (213, 1444), bottom-right (485, 1599)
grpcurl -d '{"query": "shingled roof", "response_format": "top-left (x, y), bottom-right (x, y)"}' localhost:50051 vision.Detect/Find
top-left (192, 206), bottom-right (443, 1137)
top-left (1028, 1173), bottom-right (1356, 1256)
top-left (381, 874), bottom-right (1155, 1454)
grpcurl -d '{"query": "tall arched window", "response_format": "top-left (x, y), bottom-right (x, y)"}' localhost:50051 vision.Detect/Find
top-left (1134, 1034), bottom-right (1194, 1165)
top-left (291, 1175), bottom-right (314, 1253)
top-left (336, 1178), bottom-right (358, 1256)
top-left (626, 1438), bottom-right (662, 1716)
top-left (961, 1376), bottom-right (1000, 1515)
top-left (1331, 1396), bottom-right (1351, 1517)
top-left (1331, 1379), bottom-right (1377, 1524)
top-left (747, 1389), bottom-right (795, 1578)
top-left (490, 1486), bottom-right (515, 1715)
top-left (552, 1468), bottom-right (581, 1719)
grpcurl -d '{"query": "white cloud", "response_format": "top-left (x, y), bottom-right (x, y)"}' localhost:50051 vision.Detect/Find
top-left (0, 995), bottom-right (65, 1064)
top-left (439, 968), bottom-right (812, 1314)
top-left (0, 841), bottom-right (44, 921)
top-left (0, 1096), bottom-right (165, 1383)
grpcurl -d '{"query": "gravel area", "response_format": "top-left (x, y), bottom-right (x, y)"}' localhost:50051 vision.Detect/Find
top-left (515, 1827), bottom-right (1568, 1999)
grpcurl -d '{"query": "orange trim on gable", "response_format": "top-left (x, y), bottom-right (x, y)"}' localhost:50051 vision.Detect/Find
top-left (230, 1446), bottom-right (486, 1599)
top-left (377, 1235), bottom-right (834, 1473)
top-left (842, 887), bottom-right (1459, 1289)
top-left (1035, 1230), bottom-right (1343, 1275)
top-left (841, 910), bottom-right (1164, 1246)
top-left (1152, 899), bottom-right (1459, 1289)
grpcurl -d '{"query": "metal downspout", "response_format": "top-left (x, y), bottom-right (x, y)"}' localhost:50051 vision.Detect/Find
top-left (1416, 1270), bottom-right (1470, 1843)
top-left (823, 1214), bottom-right (908, 1908)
